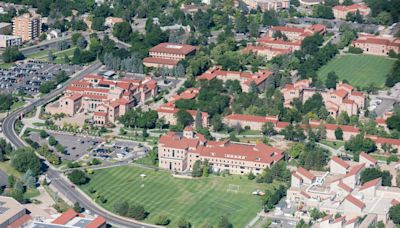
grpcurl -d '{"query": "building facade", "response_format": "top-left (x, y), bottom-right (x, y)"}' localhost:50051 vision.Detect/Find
top-left (143, 42), bottom-right (197, 69)
top-left (241, 0), bottom-right (290, 11)
top-left (333, 4), bottom-right (371, 20)
top-left (12, 13), bottom-right (41, 42)
top-left (0, 34), bottom-right (22, 47)
top-left (352, 34), bottom-right (400, 56)
top-left (158, 127), bottom-right (284, 174)
top-left (45, 74), bottom-right (157, 125)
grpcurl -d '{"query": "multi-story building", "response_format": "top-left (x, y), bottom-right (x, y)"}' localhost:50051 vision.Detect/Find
top-left (157, 104), bottom-right (209, 128)
top-left (143, 42), bottom-right (197, 69)
top-left (352, 34), bottom-right (400, 56)
top-left (243, 45), bottom-right (292, 60)
top-left (45, 74), bottom-right (157, 125)
top-left (0, 34), bottom-right (22, 47)
top-left (287, 156), bottom-right (400, 225)
top-left (299, 0), bottom-right (323, 7)
top-left (197, 66), bottom-right (272, 93)
top-left (12, 13), bottom-right (41, 42)
top-left (0, 196), bottom-right (32, 228)
top-left (28, 208), bottom-right (106, 228)
top-left (333, 4), bottom-right (371, 20)
top-left (223, 114), bottom-right (279, 131)
top-left (280, 80), bottom-right (365, 117)
top-left (241, 0), bottom-right (290, 11)
top-left (158, 127), bottom-right (284, 174)
top-left (267, 24), bottom-right (326, 41)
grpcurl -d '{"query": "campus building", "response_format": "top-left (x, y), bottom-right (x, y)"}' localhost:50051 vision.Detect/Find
top-left (299, 0), bottom-right (323, 7)
top-left (267, 24), bottom-right (326, 41)
top-left (143, 42), bottom-right (197, 69)
top-left (243, 45), bottom-right (292, 60)
top-left (104, 17), bottom-right (123, 28)
top-left (287, 156), bottom-right (400, 225)
top-left (197, 66), bottom-right (272, 93)
top-left (28, 208), bottom-right (106, 228)
top-left (12, 13), bottom-right (41, 42)
top-left (352, 34), bottom-right (400, 56)
top-left (0, 34), bottom-right (22, 47)
top-left (332, 4), bottom-right (371, 20)
top-left (0, 196), bottom-right (32, 228)
top-left (241, 0), bottom-right (290, 11)
top-left (280, 80), bottom-right (365, 117)
top-left (45, 74), bottom-right (157, 125)
top-left (158, 127), bottom-right (284, 174)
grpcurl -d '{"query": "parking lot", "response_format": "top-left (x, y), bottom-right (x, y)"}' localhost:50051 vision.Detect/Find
top-left (0, 60), bottom-right (82, 95)
top-left (29, 131), bottom-right (149, 161)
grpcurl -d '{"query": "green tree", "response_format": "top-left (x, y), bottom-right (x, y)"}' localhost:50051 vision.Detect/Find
top-left (11, 148), bottom-right (41, 176)
top-left (360, 168), bottom-right (392, 186)
top-left (91, 17), bottom-right (106, 31)
top-left (127, 204), bottom-right (147, 220)
top-left (192, 160), bottom-right (203, 177)
top-left (114, 201), bottom-right (129, 216)
top-left (195, 109), bottom-right (202, 129)
top-left (7, 175), bottom-right (15, 188)
top-left (335, 127), bottom-right (343, 140)
top-left (218, 216), bottom-right (233, 228)
top-left (67, 170), bottom-right (89, 185)
top-left (73, 202), bottom-right (83, 213)
top-left (48, 136), bottom-right (58, 146)
top-left (2, 46), bottom-right (24, 63)
top-left (389, 204), bottom-right (400, 224)
top-left (39, 130), bottom-right (49, 139)
top-left (235, 13), bottom-right (248, 33)
top-left (154, 214), bottom-right (170, 225)
top-left (175, 110), bottom-right (194, 127)
top-left (177, 218), bottom-right (191, 228)
top-left (325, 71), bottom-right (338, 89)
top-left (112, 21), bottom-right (132, 42)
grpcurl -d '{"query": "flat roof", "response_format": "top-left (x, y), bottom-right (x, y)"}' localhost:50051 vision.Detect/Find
top-left (0, 196), bottom-right (26, 225)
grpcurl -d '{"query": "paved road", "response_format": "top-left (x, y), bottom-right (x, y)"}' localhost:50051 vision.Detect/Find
top-left (2, 61), bottom-right (157, 228)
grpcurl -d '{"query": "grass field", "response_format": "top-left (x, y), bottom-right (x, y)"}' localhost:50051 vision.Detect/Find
top-left (81, 166), bottom-right (275, 227)
top-left (318, 54), bottom-right (396, 88)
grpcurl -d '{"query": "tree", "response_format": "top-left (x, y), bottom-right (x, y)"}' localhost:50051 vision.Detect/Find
top-left (22, 169), bottom-right (35, 188)
top-left (11, 148), bottom-right (41, 176)
top-left (48, 136), bottom-right (58, 146)
top-left (67, 170), bottom-right (89, 185)
top-left (262, 122), bottom-right (276, 136)
top-left (73, 202), bottom-right (83, 213)
top-left (325, 71), bottom-right (338, 89)
top-left (7, 175), bottom-right (15, 188)
top-left (235, 13), bottom-right (248, 33)
top-left (127, 204), bottom-right (147, 220)
top-left (76, 37), bottom-right (88, 49)
top-left (48, 50), bottom-right (55, 61)
top-left (91, 17), bottom-right (106, 31)
top-left (177, 218), bottom-right (191, 228)
top-left (114, 201), bottom-right (129, 216)
top-left (2, 46), bottom-right (24, 63)
top-left (360, 168), bottom-right (392, 186)
top-left (192, 160), bottom-right (203, 177)
top-left (39, 130), bottom-right (49, 139)
top-left (312, 5), bottom-right (334, 19)
top-left (113, 22), bottom-right (132, 42)
top-left (345, 134), bottom-right (376, 160)
top-left (154, 214), bottom-right (170, 225)
top-left (386, 114), bottom-right (400, 131)
top-left (218, 216), bottom-right (233, 228)
top-left (389, 204), bottom-right (400, 224)
top-left (289, 143), bottom-right (304, 159)
top-left (175, 110), bottom-right (194, 127)
top-left (335, 127), bottom-right (343, 140)
top-left (195, 110), bottom-right (202, 129)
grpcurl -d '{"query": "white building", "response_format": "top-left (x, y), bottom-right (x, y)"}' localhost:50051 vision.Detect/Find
top-left (0, 34), bottom-right (22, 48)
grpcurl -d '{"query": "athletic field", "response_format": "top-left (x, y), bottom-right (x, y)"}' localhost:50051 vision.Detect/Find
top-left (318, 54), bottom-right (396, 88)
top-left (81, 166), bottom-right (275, 227)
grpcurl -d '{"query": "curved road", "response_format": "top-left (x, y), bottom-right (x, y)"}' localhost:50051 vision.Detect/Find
top-left (2, 61), bottom-right (156, 228)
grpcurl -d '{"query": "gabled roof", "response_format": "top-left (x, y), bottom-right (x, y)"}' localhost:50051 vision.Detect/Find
top-left (52, 209), bottom-right (81, 225)
top-left (149, 43), bottom-right (196, 55)
top-left (86, 216), bottom-right (107, 228)
top-left (344, 163), bottom-right (365, 178)
top-left (338, 181), bottom-right (353, 192)
top-left (359, 152), bottom-right (377, 165)
top-left (345, 194), bottom-right (365, 209)
top-left (296, 167), bottom-right (316, 181)
top-left (224, 114), bottom-right (278, 124)
top-left (332, 156), bottom-right (350, 169)
top-left (359, 178), bottom-right (381, 191)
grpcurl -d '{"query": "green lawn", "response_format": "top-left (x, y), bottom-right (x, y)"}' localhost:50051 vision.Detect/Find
top-left (81, 166), bottom-right (274, 227)
top-left (318, 54), bottom-right (396, 88)
top-left (320, 140), bottom-right (345, 149)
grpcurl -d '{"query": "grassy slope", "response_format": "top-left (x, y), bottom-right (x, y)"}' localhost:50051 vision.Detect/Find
top-left (318, 54), bottom-right (396, 88)
top-left (81, 166), bottom-right (275, 227)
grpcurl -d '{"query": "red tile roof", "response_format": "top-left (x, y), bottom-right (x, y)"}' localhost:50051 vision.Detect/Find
top-left (224, 114), bottom-right (278, 124)
top-left (359, 178), bottom-right (381, 191)
top-left (257, 37), bottom-right (302, 46)
top-left (366, 135), bottom-right (400, 146)
top-left (300, 191), bottom-right (311, 198)
top-left (324, 124), bottom-right (360, 133)
top-left (84, 74), bottom-right (103, 80)
top-left (86, 216), bottom-right (107, 228)
top-left (276, 121), bottom-right (290, 129)
top-left (143, 57), bottom-right (179, 66)
top-left (332, 156), bottom-right (350, 169)
top-left (338, 181), bottom-right (352, 192)
top-left (271, 26), bottom-right (305, 33)
top-left (345, 163), bottom-right (365, 178)
top-left (159, 132), bottom-right (202, 149)
top-left (149, 43), bottom-right (196, 55)
top-left (52, 209), bottom-right (80, 225)
top-left (296, 167), bottom-right (316, 181)
top-left (8, 214), bottom-right (32, 228)
top-left (359, 152), bottom-right (377, 165)
top-left (345, 217), bottom-right (358, 225)
top-left (333, 89), bottom-right (349, 98)
top-left (65, 94), bottom-right (82, 101)
top-left (345, 194), bottom-right (365, 209)
top-left (94, 112), bottom-right (107, 117)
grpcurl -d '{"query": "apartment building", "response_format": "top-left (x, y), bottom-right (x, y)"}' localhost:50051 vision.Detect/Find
top-left (0, 34), bottom-right (22, 47)
top-left (241, 0), bottom-right (290, 11)
top-left (243, 45), bottom-right (291, 60)
top-left (45, 74), bottom-right (157, 125)
top-left (280, 80), bottom-right (365, 117)
top-left (333, 4), bottom-right (371, 20)
top-left (158, 127), bottom-right (284, 174)
top-left (287, 156), bottom-right (400, 225)
top-left (143, 42), bottom-right (197, 69)
top-left (352, 34), bottom-right (400, 56)
top-left (12, 13), bottom-right (41, 42)
top-left (197, 66), bottom-right (272, 93)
